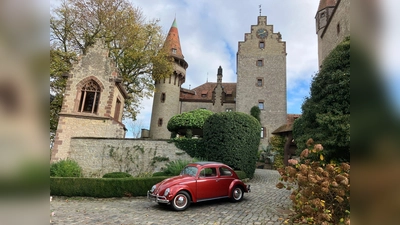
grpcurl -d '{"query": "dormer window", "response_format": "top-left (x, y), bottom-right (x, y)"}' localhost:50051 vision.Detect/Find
top-left (172, 48), bottom-right (177, 54)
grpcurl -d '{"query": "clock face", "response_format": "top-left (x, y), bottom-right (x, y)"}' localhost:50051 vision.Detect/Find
top-left (256, 28), bottom-right (268, 39)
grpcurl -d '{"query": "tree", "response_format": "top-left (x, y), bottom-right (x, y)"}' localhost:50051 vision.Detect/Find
top-left (50, 48), bottom-right (76, 143)
top-left (293, 37), bottom-right (350, 163)
top-left (50, 0), bottom-right (173, 139)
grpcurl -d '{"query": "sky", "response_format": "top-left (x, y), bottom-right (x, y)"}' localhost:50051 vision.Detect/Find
top-left (125, 0), bottom-right (321, 137)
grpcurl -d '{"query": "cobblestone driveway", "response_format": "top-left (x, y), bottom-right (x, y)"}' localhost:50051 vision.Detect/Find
top-left (50, 169), bottom-right (293, 225)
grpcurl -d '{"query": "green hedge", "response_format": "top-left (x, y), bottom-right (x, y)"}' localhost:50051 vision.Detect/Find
top-left (235, 171), bottom-right (247, 180)
top-left (102, 172), bottom-right (133, 178)
top-left (202, 112), bottom-right (261, 179)
top-left (50, 176), bottom-right (169, 197)
top-left (173, 138), bottom-right (205, 158)
top-left (167, 109), bottom-right (213, 132)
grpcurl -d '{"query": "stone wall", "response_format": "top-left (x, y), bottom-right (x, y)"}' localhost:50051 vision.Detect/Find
top-left (68, 138), bottom-right (193, 177)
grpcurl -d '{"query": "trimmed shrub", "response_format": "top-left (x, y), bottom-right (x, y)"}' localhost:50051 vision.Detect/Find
top-left (250, 106), bottom-right (261, 122)
top-left (102, 172), bottom-right (133, 178)
top-left (167, 109), bottom-right (213, 135)
top-left (173, 137), bottom-right (205, 158)
top-left (202, 112), bottom-right (261, 178)
top-left (152, 171), bottom-right (168, 177)
top-left (50, 159), bottom-right (82, 177)
top-left (234, 171), bottom-right (247, 180)
top-left (50, 176), bottom-right (170, 197)
top-left (276, 140), bottom-right (350, 224)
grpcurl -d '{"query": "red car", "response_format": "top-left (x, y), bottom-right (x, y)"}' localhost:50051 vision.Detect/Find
top-left (147, 161), bottom-right (251, 211)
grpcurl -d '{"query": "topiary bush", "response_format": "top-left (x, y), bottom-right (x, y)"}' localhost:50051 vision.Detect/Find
top-left (173, 137), bottom-right (205, 158)
top-left (50, 158), bottom-right (82, 177)
top-left (202, 112), bottom-right (261, 178)
top-left (276, 140), bottom-right (350, 225)
top-left (250, 106), bottom-right (261, 122)
top-left (167, 109), bottom-right (213, 137)
top-left (102, 172), bottom-right (133, 178)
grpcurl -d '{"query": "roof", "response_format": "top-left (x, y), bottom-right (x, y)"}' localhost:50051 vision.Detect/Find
top-left (164, 18), bottom-right (184, 59)
top-left (271, 114), bottom-right (301, 134)
top-left (180, 82), bottom-right (236, 102)
top-left (317, 0), bottom-right (337, 12)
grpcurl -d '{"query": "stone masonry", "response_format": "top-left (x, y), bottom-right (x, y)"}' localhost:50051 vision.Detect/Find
top-left (236, 16), bottom-right (287, 147)
top-left (68, 138), bottom-right (193, 177)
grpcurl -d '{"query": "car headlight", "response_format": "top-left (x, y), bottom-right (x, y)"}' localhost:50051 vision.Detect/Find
top-left (150, 185), bottom-right (156, 193)
top-left (164, 188), bottom-right (170, 196)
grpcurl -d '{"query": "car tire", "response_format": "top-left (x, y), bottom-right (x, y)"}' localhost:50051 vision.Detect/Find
top-left (171, 191), bottom-right (191, 211)
top-left (231, 186), bottom-right (244, 202)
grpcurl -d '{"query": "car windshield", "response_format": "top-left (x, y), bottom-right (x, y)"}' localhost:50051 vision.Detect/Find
top-left (180, 166), bottom-right (198, 176)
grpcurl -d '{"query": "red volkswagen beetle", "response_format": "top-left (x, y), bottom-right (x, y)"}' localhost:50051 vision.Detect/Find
top-left (147, 161), bottom-right (250, 211)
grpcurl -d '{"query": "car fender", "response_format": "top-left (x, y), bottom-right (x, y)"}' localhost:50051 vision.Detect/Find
top-left (167, 184), bottom-right (196, 202)
top-left (228, 179), bottom-right (247, 197)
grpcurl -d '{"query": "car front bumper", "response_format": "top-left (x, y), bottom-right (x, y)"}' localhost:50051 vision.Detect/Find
top-left (147, 191), bottom-right (170, 204)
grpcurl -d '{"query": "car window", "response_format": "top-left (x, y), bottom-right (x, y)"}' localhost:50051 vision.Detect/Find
top-left (180, 166), bottom-right (198, 176)
top-left (219, 167), bottom-right (232, 176)
top-left (199, 167), bottom-right (216, 177)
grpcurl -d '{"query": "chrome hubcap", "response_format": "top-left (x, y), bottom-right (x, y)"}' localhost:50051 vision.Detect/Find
top-left (234, 188), bottom-right (242, 200)
top-left (174, 194), bottom-right (187, 208)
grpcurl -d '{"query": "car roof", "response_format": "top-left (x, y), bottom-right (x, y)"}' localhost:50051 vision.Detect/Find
top-left (188, 161), bottom-right (227, 166)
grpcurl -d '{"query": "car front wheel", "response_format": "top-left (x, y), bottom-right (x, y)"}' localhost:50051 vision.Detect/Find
top-left (171, 191), bottom-right (191, 211)
top-left (231, 186), bottom-right (244, 202)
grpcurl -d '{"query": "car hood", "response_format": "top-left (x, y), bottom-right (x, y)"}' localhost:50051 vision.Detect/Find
top-left (154, 175), bottom-right (195, 193)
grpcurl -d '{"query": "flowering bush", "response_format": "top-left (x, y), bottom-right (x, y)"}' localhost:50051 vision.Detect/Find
top-left (276, 139), bottom-right (350, 224)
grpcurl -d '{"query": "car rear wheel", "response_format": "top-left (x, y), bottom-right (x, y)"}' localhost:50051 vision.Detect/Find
top-left (171, 191), bottom-right (191, 211)
top-left (231, 186), bottom-right (244, 202)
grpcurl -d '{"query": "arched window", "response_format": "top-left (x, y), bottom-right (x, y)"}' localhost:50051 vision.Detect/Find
top-left (78, 80), bottom-right (101, 113)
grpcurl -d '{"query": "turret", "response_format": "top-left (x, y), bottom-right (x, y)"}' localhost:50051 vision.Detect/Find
top-left (149, 18), bottom-right (188, 139)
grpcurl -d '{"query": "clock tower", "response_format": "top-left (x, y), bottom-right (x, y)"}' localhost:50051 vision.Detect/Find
top-left (236, 15), bottom-right (287, 147)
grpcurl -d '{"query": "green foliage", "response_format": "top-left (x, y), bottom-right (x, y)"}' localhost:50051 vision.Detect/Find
top-left (163, 159), bottom-right (197, 176)
top-left (167, 109), bottom-right (214, 133)
top-left (152, 171), bottom-right (169, 177)
top-left (202, 112), bottom-right (261, 179)
top-left (277, 142), bottom-right (350, 224)
top-left (102, 172), bottom-right (132, 178)
top-left (293, 37), bottom-right (350, 163)
top-left (50, 49), bottom-right (77, 143)
top-left (50, 176), bottom-right (170, 197)
top-left (250, 106), bottom-right (261, 122)
top-left (50, 159), bottom-right (82, 177)
top-left (269, 135), bottom-right (286, 169)
top-left (234, 171), bottom-right (247, 180)
top-left (173, 137), bottom-right (205, 158)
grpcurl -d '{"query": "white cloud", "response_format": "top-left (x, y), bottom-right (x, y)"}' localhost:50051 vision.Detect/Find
top-left (128, 0), bottom-right (320, 130)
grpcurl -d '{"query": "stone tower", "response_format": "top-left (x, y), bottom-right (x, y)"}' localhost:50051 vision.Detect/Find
top-left (315, 0), bottom-right (337, 66)
top-left (236, 15), bottom-right (287, 147)
top-left (51, 40), bottom-right (128, 162)
top-left (315, 0), bottom-right (350, 66)
top-left (150, 18), bottom-right (188, 139)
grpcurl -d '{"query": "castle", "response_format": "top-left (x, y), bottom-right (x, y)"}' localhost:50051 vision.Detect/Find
top-left (50, 0), bottom-right (350, 171)
top-left (149, 15), bottom-right (287, 148)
